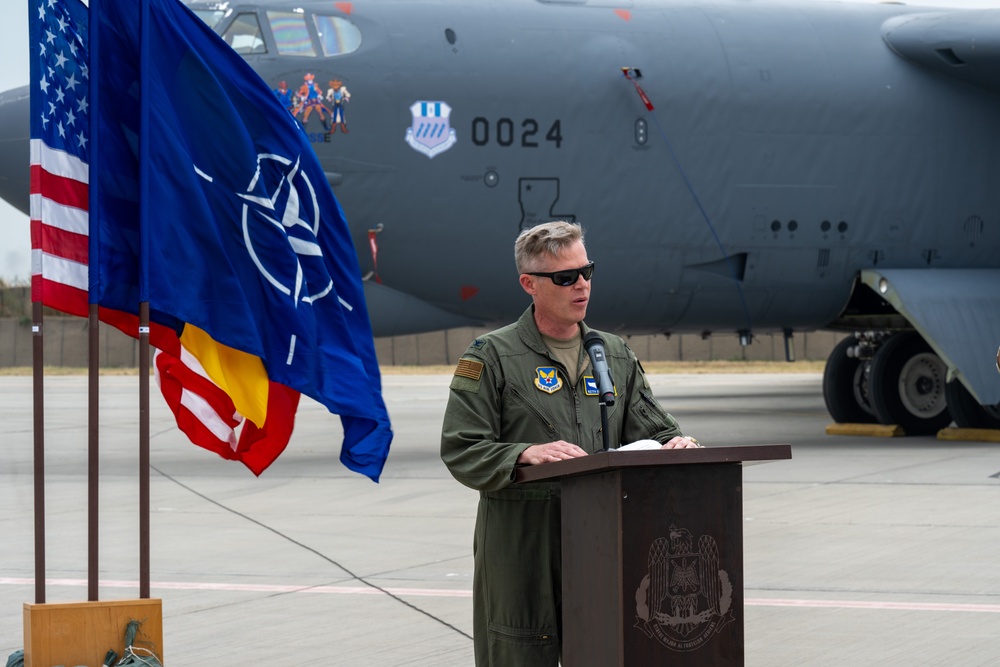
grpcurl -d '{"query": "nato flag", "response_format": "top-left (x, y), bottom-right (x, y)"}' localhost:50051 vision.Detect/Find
top-left (92, 0), bottom-right (392, 480)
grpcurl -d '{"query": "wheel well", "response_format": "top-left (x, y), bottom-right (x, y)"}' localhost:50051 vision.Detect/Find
top-left (825, 275), bottom-right (910, 332)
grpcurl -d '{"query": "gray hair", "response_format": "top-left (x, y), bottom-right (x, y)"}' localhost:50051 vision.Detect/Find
top-left (514, 221), bottom-right (585, 274)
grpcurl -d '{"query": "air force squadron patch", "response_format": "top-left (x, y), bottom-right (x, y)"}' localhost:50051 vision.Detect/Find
top-left (584, 376), bottom-right (599, 396)
top-left (405, 101), bottom-right (457, 158)
top-left (534, 367), bottom-right (563, 394)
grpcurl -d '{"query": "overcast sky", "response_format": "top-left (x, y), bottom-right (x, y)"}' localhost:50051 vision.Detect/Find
top-left (1, 0), bottom-right (998, 283)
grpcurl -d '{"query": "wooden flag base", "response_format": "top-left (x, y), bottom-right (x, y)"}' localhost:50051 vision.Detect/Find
top-left (23, 598), bottom-right (163, 667)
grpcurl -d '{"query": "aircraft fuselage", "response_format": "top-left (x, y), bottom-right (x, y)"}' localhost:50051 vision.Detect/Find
top-left (231, 0), bottom-right (999, 335)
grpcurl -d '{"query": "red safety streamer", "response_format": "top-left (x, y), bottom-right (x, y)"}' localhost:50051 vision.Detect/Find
top-left (622, 67), bottom-right (654, 111)
top-left (368, 228), bottom-right (382, 284)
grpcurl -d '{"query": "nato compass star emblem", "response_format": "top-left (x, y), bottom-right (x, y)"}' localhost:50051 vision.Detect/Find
top-left (237, 152), bottom-right (334, 307)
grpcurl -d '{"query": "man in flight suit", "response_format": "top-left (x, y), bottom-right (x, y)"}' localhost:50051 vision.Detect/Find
top-left (440, 220), bottom-right (701, 666)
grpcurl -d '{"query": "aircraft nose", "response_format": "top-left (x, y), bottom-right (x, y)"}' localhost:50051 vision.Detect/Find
top-left (0, 85), bottom-right (30, 216)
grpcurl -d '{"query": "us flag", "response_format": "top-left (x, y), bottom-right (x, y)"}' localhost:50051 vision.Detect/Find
top-left (29, 0), bottom-right (90, 317)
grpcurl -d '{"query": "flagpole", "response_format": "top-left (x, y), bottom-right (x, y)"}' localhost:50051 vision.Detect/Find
top-left (139, 305), bottom-right (151, 599)
top-left (139, 0), bottom-right (152, 600)
top-left (88, 306), bottom-right (100, 602)
top-left (32, 300), bottom-right (45, 605)
top-left (88, 0), bottom-right (103, 605)
top-left (29, 0), bottom-right (46, 609)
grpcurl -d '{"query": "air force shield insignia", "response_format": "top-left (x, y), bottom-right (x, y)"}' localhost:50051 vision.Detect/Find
top-left (534, 367), bottom-right (563, 394)
top-left (405, 101), bottom-right (457, 158)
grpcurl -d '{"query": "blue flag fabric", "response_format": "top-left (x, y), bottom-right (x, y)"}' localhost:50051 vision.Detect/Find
top-left (92, 0), bottom-right (392, 480)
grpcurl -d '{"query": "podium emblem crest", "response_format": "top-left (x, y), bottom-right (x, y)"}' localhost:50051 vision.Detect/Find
top-left (634, 525), bottom-right (735, 651)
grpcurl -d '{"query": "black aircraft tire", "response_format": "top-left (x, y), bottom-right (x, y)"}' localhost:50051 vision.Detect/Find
top-left (945, 380), bottom-right (1000, 430)
top-left (869, 332), bottom-right (952, 435)
top-left (823, 335), bottom-right (876, 423)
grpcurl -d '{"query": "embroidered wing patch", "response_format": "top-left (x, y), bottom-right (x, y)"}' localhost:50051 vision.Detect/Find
top-left (534, 367), bottom-right (563, 394)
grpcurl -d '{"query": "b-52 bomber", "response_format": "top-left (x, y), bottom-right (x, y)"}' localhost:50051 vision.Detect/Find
top-left (0, 0), bottom-right (998, 435)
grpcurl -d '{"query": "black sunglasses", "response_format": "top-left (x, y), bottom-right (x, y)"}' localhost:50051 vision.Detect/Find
top-left (526, 261), bottom-right (595, 286)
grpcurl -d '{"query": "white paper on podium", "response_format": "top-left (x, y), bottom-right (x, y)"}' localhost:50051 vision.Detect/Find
top-left (614, 439), bottom-right (662, 451)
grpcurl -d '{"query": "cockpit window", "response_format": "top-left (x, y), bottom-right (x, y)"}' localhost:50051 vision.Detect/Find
top-left (267, 11), bottom-right (317, 57)
top-left (223, 13), bottom-right (267, 54)
top-left (313, 15), bottom-right (362, 56)
top-left (192, 9), bottom-right (226, 30)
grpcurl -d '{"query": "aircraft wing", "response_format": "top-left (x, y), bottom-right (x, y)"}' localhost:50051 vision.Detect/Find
top-left (883, 10), bottom-right (1000, 94)
top-left (861, 269), bottom-right (1000, 405)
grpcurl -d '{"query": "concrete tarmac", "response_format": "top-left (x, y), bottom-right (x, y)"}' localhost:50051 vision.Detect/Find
top-left (2, 372), bottom-right (999, 665)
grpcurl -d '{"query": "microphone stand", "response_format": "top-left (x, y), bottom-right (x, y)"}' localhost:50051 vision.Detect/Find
top-left (584, 331), bottom-right (616, 452)
top-left (599, 400), bottom-right (610, 451)
top-left (601, 401), bottom-right (611, 452)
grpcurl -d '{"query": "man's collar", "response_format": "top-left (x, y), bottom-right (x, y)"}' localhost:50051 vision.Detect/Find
top-left (518, 305), bottom-right (591, 353)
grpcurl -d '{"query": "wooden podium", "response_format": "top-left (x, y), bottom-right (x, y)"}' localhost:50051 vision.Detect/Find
top-left (516, 444), bottom-right (791, 666)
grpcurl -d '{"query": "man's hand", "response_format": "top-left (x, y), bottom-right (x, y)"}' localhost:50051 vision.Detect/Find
top-left (517, 441), bottom-right (589, 465)
top-left (661, 436), bottom-right (702, 449)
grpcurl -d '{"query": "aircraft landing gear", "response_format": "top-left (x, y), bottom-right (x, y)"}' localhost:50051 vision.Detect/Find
top-left (824, 330), bottom-right (956, 435)
top-left (868, 331), bottom-right (951, 434)
top-left (945, 380), bottom-right (1000, 429)
top-left (822, 335), bottom-right (876, 423)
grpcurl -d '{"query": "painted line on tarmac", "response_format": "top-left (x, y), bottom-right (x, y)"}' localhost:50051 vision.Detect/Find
top-left (4, 577), bottom-right (1000, 613)
top-left (746, 597), bottom-right (1000, 613)
top-left (0, 577), bottom-right (471, 598)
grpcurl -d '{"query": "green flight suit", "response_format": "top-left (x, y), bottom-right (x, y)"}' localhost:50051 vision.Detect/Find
top-left (440, 306), bottom-right (684, 666)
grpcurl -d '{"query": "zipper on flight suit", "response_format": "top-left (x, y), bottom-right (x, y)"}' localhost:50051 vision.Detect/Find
top-left (570, 385), bottom-right (582, 426)
top-left (633, 390), bottom-right (660, 431)
top-left (506, 384), bottom-right (557, 436)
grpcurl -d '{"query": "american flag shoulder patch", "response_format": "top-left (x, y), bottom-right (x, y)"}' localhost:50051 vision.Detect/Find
top-left (455, 358), bottom-right (484, 381)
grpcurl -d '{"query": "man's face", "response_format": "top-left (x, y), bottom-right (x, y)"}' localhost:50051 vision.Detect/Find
top-left (520, 240), bottom-right (592, 331)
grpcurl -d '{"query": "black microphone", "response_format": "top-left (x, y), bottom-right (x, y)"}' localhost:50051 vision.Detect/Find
top-left (584, 331), bottom-right (615, 406)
